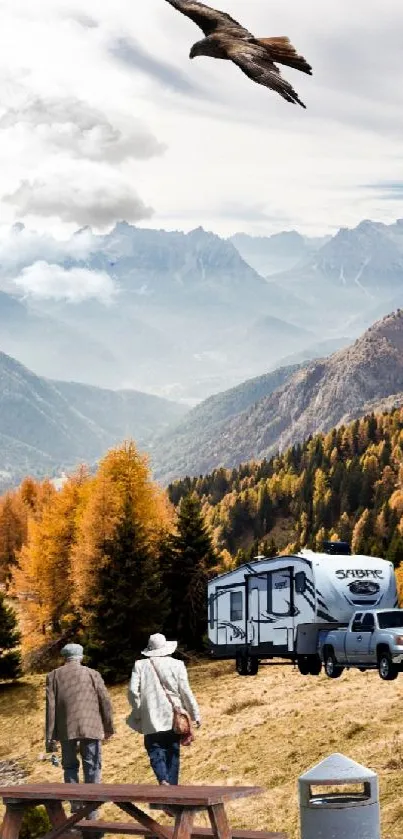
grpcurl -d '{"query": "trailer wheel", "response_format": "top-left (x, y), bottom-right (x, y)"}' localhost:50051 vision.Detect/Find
top-left (236, 654), bottom-right (248, 676)
top-left (308, 655), bottom-right (323, 676)
top-left (378, 652), bottom-right (399, 681)
top-left (297, 656), bottom-right (311, 676)
top-left (324, 651), bottom-right (344, 679)
top-left (246, 655), bottom-right (259, 676)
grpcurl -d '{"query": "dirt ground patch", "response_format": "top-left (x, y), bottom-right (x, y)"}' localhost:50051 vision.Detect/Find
top-left (1, 661), bottom-right (403, 837)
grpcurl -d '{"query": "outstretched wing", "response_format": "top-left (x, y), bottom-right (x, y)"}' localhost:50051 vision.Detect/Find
top-left (164, 0), bottom-right (249, 37)
top-left (225, 40), bottom-right (307, 107)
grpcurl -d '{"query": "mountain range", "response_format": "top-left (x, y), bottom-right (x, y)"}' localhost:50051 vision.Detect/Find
top-left (2, 216), bottom-right (403, 489)
top-left (0, 224), bottom-right (321, 403)
top-left (229, 230), bottom-right (331, 276)
top-left (264, 219), bottom-right (403, 334)
top-left (152, 310), bottom-right (403, 483)
top-left (3, 309), bottom-right (403, 490)
top-left (0, 351), bottom-right (186, 491)
top-left (2, 217), bottom-right (403, 403)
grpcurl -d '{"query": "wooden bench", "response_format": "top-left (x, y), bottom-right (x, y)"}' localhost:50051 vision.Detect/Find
top-left (0, 783), bottom-right (288, 839)
top-left (78, 823), bottom-right (287, 839)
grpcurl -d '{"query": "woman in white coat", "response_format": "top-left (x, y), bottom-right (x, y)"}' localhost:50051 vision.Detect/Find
top-left (127, 633), bottom-right (201, 785)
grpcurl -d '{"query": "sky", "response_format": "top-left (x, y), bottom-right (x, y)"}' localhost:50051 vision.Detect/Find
top-left (0, 0), bottom-right (402, 239)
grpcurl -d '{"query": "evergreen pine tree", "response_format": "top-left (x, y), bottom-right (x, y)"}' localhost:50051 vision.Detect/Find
top-left (165, 494), bottom-right (218, 651)
top-left (235, 549), bottom-right (247, 567)
top-left (85, 495), bottom-right (168, 683)
top-left (266, 537), bottom-right (278, 557)
top-left (386, 531), bottom-right (403, 568)
top-left (0, 594), bottom-right (21, 680)
top-left (0, 495), bottom-right (26, 588)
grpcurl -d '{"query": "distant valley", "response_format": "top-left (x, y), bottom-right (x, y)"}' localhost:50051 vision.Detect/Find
top-left (152, 311), bottom-right (403, 483)
top-left (3, 310), bottom-right (403, 491)
top-left (1, 217), bottom-right (403, 404)
top-left (2, 217), bottom-right (403, 490)
top-left (0, 351), bottom-right (186, 491)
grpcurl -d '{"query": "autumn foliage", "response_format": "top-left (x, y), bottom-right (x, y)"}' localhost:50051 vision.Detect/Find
top-left (169, 408), bottom-right (403, 572)
top-left (1, 442), bottom-right (219, 681)
top-left (4, 409), bottom-right (403, 680)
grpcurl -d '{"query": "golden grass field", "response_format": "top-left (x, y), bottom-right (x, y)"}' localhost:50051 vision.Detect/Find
top-left (1, 660), bottom-right (403, 838)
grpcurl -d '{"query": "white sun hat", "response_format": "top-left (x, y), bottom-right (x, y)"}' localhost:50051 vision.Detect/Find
top-left (142, 633), bottom-right (177, 657)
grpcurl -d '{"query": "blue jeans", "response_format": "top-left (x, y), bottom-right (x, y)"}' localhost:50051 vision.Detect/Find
top-left (144, 730), bottom-right (180, 785)
top-left (61, 739), bottom-right (102, 820)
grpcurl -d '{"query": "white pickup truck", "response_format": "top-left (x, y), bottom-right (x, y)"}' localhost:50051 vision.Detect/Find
top-left (318, 608), bottom-right (403, 681)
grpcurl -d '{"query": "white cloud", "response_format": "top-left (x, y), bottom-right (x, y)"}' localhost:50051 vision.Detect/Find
top-left (4, 167), bottom-right (153, 228)
top-left (0, 0), bottom-right (402, 235)
top-left (0, 96), bottom-right (166, 163)
top-left (0, 224), bottom-right (97, 283)
top-left (13, 261), bottom-right (117, 304)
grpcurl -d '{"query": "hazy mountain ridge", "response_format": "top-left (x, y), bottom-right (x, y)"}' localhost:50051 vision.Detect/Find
top-left (308, 219), bottom-right (403, 290)
top-left (0, 223), bottom-right (319, 401)
top-left (151, 363), bottom-right (306, 482)
top-left (152, 311), bottom-right (403, 482)
top-left (0, 350), bottom-right (187, 490)
top-left (229, 230), bottom-right (330, 276)
top-left (0, 289), bottom-right (120, 387)
top-left (263, 219), bottom-right (403, 334)
top-left (1, 216), bottom-right (403, 405)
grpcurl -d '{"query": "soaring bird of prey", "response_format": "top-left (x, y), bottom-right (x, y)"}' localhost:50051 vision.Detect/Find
top-left (164, 0), bottom-right (312, 107)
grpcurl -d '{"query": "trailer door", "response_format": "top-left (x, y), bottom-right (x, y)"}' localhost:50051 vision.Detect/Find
top-left (248, 586), bottom-right (260, 646)
top-left (208, 589), bottom-right (219, 646)
top-left (267, 566), bottom-right (295, 651)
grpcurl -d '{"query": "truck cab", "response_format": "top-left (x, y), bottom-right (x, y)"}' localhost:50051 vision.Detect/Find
top-left (319, 608), bottom-right (403, 680)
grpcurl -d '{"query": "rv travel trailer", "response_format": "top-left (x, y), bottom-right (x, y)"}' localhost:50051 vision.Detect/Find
top-left (207, 542), bottom-right (398, 676)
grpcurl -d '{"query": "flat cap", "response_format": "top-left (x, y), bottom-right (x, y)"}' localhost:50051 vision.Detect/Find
top-left (61, 643), bottom-right (84, 659)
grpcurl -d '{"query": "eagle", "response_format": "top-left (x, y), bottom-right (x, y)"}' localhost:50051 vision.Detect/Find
top-left (165, 0), bottom-right (312, 107)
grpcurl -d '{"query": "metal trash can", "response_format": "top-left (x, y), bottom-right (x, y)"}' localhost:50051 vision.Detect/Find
top-left (299, 752), bottom-right (380, 839)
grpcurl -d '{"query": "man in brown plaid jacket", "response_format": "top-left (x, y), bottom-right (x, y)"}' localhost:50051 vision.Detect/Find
top-left (46, 643), bottom-right (114, 817)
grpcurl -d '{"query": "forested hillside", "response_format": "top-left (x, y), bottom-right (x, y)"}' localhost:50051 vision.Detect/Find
top-left (5, 408), bottom-right (403, 681)
top-left (153, 311), bottom-right (403, 483)
top-left (169, 408), bottom-right (403, 567)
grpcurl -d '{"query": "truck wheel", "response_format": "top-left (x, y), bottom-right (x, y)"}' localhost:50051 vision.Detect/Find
top-left (236, 654), bottom-right (248, 676)
top-left (297, 656), bottom-right (311, 675)
top-left (246, 655), bottom-right (259, 676)
top-left (324, 652), bottom-right (344, 679)
top-left (309, 655), bottom-right (322, 676)
top-left (378, 653), bottom-right (399, 681)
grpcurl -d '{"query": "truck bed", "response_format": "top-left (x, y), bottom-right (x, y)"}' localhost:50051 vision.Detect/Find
top-left (296, 622), bottom-right (348, 655)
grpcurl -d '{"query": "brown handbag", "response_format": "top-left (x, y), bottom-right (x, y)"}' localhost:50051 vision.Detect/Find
top-left (150, 660), bottom-right (194, 746)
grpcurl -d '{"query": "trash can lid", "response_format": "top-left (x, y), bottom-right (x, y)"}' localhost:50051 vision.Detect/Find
top-left (299, 753), bottom-right (377, 784)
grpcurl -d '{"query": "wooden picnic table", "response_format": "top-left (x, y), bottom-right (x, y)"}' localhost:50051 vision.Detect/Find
top-left (0, 783), bottom-right (287, 839)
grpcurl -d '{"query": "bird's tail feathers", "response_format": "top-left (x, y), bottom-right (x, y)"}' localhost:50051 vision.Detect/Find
top-left (258, 36), bottom-right (312, 75)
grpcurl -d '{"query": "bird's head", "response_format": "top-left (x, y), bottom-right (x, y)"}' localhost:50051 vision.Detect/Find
top-left (189, 40), bottom-right (205, 59)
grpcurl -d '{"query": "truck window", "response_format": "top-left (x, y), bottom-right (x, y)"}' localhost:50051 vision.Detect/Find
top-left (209, 593), bottom-right (215, 629)
top-left (351, 613), bottom-right (363, 631)
top-left (295, 571), bottom-right (306, 594)
top-left (378, 611), bottom-right (403, 629)
top-left (230, 591), bottom-right (243, 622)
top-left (361, 613), bottom-right (375, 630)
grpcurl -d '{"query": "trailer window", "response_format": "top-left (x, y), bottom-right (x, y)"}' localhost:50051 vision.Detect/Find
top-left (230, 591), bottom-right (243, 622)
top-left (295, 571), bottom-right (307, 594)
top-left (209, 594), bottom-right (215, 629)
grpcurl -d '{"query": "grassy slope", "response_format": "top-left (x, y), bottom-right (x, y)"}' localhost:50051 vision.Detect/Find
top-left (1, 662), bottom-right (403, 838)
